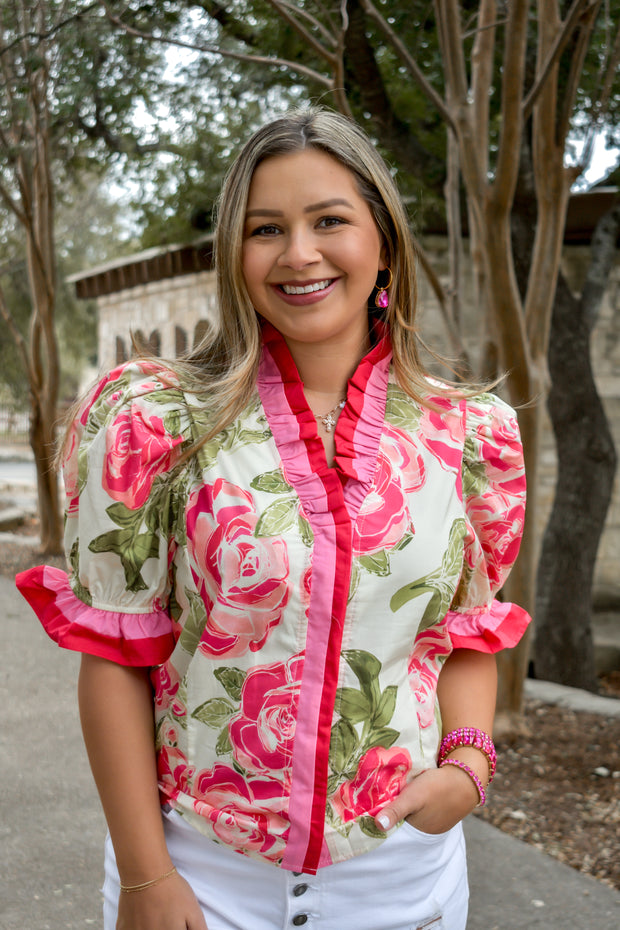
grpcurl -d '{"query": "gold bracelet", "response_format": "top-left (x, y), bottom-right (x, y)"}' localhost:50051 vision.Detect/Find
top-left (120, 866), bottom-right (177, 894)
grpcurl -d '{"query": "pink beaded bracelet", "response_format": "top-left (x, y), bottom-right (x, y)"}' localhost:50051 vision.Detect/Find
top-left (438, 727), bottom-right (497, 783)
top-left (439, 758), bottom-right (487, 806)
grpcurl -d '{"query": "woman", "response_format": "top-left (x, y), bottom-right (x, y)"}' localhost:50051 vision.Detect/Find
top-left (17, 107), bottom-right (530, 930)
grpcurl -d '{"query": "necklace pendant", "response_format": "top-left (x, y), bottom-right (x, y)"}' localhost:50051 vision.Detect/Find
top-left (323, 412), bottom-right (336, 432)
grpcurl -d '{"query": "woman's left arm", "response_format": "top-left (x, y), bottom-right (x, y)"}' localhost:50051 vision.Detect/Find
top-left (375, 649), bottom-right (497, 833)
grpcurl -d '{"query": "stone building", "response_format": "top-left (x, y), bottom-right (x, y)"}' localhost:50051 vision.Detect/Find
top-left (69, 193), bottom-right (619, 605)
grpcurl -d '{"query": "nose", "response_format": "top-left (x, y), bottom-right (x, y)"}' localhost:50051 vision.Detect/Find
top-left (276, 228), bottom-right (321, 270)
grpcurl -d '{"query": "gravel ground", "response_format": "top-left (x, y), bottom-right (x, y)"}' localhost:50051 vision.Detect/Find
top-left (4, 514), bottom-right (620, 891)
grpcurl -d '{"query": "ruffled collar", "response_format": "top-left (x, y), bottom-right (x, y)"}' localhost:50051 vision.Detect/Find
top-left (257, 321), bottom-right (392, 493)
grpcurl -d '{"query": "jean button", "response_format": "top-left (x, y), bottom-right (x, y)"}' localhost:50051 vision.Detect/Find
top-left (292, 916), bottom-right (308, 926)
top-left (293, 883), bottom-right (308, 896)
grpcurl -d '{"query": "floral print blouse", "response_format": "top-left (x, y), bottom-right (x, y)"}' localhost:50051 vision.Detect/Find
top-left (17, 323), bottom-right (530, 875)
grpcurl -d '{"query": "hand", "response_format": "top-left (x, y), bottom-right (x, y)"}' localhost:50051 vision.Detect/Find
top-left (374, 763), bottom-right (481, 836)
top-left (116, 871), bottom-right (208, 930)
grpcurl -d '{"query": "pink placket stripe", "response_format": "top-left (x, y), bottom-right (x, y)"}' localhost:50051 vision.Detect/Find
top-left (258, 338), bottom-right (353, 873)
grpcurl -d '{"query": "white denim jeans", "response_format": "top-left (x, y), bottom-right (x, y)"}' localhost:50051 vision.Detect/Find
top-left (103, 808), bottom-right (469, 930)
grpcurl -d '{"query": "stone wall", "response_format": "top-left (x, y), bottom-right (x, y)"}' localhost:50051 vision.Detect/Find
top-left (97, 270), bottom-right (218, 372)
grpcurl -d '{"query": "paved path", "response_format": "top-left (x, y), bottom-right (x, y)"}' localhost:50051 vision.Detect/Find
top-left (2, 574), bottom-right (619, 929)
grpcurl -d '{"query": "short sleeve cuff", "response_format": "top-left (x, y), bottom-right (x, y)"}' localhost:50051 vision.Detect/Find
top-left (15, 565), bottom-right (175, 667)
top-left (445, 598), bottom-right (531, 653)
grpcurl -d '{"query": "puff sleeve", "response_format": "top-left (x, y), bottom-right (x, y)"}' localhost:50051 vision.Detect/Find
top-left (16, 361), bottom-right (193, 666)
top-left (444, 393), bottom-right (531, 653)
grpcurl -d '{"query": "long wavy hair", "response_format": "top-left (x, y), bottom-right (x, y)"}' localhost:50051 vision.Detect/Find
top-left (179, 106), bottom-right (433, 438)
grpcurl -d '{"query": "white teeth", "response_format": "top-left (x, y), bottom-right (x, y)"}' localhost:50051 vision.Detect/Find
top-left (281, 279), bottom-right (332, 295)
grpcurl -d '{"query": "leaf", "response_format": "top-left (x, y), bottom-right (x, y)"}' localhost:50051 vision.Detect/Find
top-left (358, 549), bottom-right (391, 577)
top-left (372, 686), bottom-right (398, 728)
top-left (250, 469), bottom-right (293, 494)
top-left (362, 727), bottom-right (400, 751)
top-left (105, 501), bottom-right (143, 530)
top-left (191, 697), bottom-right (236, 729)
top-left (329, 718), bottom-right (359, 774)
top-left (335, 687), bottom-right (372, 724)
top-left (389, 580), bottom-right (435, 613)
top-left (298, 515), bottom-right (314, 547)
top-left (215, 726), bottom-right (232, 756)
top-left (254, 498), bottom-right (298, 537)
top-left (393, 529), bottom-right (415, 552)
top-left (385, 387), bottom-right (422, 431)
top-left (214, 666), bottom-right (245, 702)
top-left (342, 650), bottom-right (382, 688)
top-left (359, 815), bottom-right (387, 839)
top-left (348, 560), bottom-right (361, 602)
top-left (177, 590), bottom-right (207, 655)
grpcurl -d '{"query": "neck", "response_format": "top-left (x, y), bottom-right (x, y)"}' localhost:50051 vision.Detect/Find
top-left (285, 330), bottom-right (372, 398)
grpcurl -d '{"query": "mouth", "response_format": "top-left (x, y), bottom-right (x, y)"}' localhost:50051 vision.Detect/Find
top-left (278, 279), bottom-right (333, 296)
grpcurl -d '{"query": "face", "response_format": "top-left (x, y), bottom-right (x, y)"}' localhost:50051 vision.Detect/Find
top-left (241, 148), bottom-right (386, 354)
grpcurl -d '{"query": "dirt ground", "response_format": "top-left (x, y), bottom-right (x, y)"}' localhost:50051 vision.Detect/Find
top-left (4, 514), bottom-right (620, 890)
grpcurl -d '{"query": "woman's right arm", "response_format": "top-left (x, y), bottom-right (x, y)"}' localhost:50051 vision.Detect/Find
top-left (78, 653), bottom-right (208, 930)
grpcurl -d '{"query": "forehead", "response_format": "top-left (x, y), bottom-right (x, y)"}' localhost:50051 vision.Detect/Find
top-left (246, 148), bottom-right (368, 207)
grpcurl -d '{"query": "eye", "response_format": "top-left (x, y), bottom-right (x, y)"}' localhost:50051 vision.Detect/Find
top-left (248, 223), bottom-right (281, 237)
top-left (317, 215), bottom-right (347, 229)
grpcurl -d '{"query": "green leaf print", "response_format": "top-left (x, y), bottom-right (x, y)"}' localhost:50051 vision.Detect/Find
top-left (177, 590), bottom-right (208, 655)
top-left (329, 718), bottom-right (360, 775)
top-left (362, 727), bottom-right (400, 751)
top-left (67, 539), bottom-right (92, 606)
top-left (359, 816), bottom-right (388, 839)
top-left (298, 515), bottom-right (314, 548)
top-left (358, 549), bottom-right (391, 577)
top-left (335, 687), bottom-right (372, 723)
top-left (373, 686), bottom-right (398, 728)
top-left (88, 528), bottom-right (160, 592)
top-left (342, 650), bottom-right (382, 692)
top-left (215, 726), bottom-right (233, 756)
top-left (389, 518), bottom-right (466, 623)
top-left (213, 666), bottom-right (246, 702)
top-left (250, 469), bottom-right (293, 495)
top-left (255, 498), bottom-right (299, 537)
top-left (385, 385), bottom-right (422, 431)
top-left (462, 435), bottom-right (489, 498)
top-left (192, 697), bottom-right (236, 729)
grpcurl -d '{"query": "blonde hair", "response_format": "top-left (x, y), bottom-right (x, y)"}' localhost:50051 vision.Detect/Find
top-left (181, 106), bottom-right (434, 439)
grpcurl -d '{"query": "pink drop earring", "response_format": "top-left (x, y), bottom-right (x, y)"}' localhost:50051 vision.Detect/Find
top-left (374, 268), bottom-right (393, 309)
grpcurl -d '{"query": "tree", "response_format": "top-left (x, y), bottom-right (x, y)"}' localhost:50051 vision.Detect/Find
top-left (0, 0), bottom-right (183, 553)
top-left (104, 1), bottom-right (620, 716)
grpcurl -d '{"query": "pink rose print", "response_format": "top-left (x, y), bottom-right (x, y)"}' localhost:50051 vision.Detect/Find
top-left (158, 745), bottom-right (195, 797)
top-left (352, 427), bottom-right (424, 556)
top-left (194, 763), bottom-right (289, 861)
top-left (103, 401), bottom-right (184, 509)
top-left (62, 420), bottom-right (81, 515)
top-left (187, 478), bottom-right (290, 658)
top-left (417, 399), bottom-right (465, 472)
top-left (330, 746), bottom-right (412, 823)
top-left (407, 627), bottom-right (452, 728)
top-left (228, 654), bottom-right (304, 776)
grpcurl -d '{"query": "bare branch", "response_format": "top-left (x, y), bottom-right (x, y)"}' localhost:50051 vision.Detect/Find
top-left (470, 0), bottom-right (497, 186)
top-left (557, 0), bottom-right (602, 148)
top-left (0, 280), bottom-right (35, 388)
top-left (0, 1), bottom-right (99, 59)
top-left (361, 0), bottom-right (455, 131)
top-left (277, 0), bottom-right (338, 48)
top-left (522, 0), bottom-right (594, 121)
top-left (492, 0), bottom-right (529, 209)
top-left (263, 0), bottom-right (336, 65)
top-left (103, 2), bottom-right (333, 89)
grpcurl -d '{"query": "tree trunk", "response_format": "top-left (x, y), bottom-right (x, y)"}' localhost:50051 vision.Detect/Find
top-left (534, 270), bottom-right (617, 691)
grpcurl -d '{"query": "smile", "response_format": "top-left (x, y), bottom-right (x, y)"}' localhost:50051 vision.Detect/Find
top-left (280, 279), bottom-right (333, 295)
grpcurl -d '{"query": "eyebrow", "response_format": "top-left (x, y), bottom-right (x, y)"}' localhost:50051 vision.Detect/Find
top-left (245, 198), bottom-right (355, 218)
